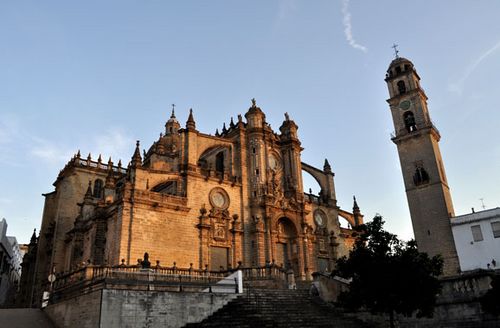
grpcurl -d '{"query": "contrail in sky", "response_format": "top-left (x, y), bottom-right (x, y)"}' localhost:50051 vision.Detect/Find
top-left (341, 0), bottom-right (367, 53)
top-left (449, 40), bottom-right (500, 94)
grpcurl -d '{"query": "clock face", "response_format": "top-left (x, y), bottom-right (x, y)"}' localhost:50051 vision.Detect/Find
top-left (209, 188), bottom-right (229, 209)
top-left (212, 192), bottom-right (225, 207)
top-left (399, 100), bottom-right (411, 110)
top-left (268, 154), bottom-right (280, 170)
top-left (314, 211), bottom-right (326, 226)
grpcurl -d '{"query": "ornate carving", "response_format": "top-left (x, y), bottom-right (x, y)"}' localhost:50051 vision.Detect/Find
top-left (209, 187), bottom-right (230, 210)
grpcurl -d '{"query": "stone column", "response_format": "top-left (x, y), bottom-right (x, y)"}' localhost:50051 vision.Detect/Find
top-left (296, 236), bottom-right (306, 280)
top-left (329, 231), bottom-right (339, 271)
top-left (254, 216), bottom-right (266, 266)
top-left (264, 216), bottom-right (272, 263)
top-left (231, 214), bottom-right (243, 268)
top-left (197, 206), bottom-right (211, 269)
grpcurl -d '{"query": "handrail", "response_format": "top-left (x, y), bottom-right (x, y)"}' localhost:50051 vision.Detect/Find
top-left (51, 263), bottom-right (288, 293)
top-left (52, 264), bottom-right (228, 292)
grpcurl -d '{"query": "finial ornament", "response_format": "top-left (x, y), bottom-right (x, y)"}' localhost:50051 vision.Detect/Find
top-left (171, 104), bottom-right (176, 116)
top-left (284, 112), bottom-right (290, 121)
top-left (391, 43), bottom-right (399, 59)
top-left (251, 98), bottom-right (256, 107)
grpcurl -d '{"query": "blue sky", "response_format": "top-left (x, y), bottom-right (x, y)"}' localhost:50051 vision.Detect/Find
top-left (1, 1), bottom-right (499, 243)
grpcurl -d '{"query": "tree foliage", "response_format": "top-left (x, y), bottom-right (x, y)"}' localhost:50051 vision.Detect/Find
top-left (481, 275), bottom-right (500, 316)
top-left (334, 216), bottom-right (443, 326)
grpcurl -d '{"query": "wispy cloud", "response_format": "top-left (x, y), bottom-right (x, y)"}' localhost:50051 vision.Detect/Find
top-left (341, 0), bottom-right (367, 53)
top-left (0, 114), bottom-right (21, 145)
top-left (91, 128), bottom-right (134, 162)
top-left (448, 40), bottom-right (500, 95)
top-left (29, 128), bottom-right (134, 167)
top-left (30, 137), bottom-right (74, 167)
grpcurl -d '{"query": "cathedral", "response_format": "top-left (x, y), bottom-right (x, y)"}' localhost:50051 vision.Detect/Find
top-left (31, 99), bottom-right (362, 304)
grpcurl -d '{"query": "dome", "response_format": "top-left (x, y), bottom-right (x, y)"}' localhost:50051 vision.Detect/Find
top-left (387, 57), bottom-right (413, 71)
top-left (385, 57), bottom-right (416, 80)
top-left (166, 109), bottom-right (179, 124)
top-left (165, 109), bottom-right (180, 134)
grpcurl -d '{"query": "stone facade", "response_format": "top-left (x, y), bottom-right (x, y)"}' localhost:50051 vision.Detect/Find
top-left (32, 100), bottom-right (362, 305)
top-left (385, 58), bottom-right (460, 276)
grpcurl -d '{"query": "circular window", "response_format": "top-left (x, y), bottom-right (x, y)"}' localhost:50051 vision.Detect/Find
top-left (268, 153), bottom-right (281, 171)
top-left (209, 188), bottom-right (230, 209)
top-left (314, 210), bottom-right (327, 227)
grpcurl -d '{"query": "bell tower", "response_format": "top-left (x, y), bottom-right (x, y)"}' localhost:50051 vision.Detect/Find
top-left (385, 55), bottom-right (460, 275)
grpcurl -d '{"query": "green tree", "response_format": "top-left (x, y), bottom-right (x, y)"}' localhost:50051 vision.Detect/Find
top-left (334, 215), bottom-right (443, 328)
top-left (480, 275), bottom-right (500, 316)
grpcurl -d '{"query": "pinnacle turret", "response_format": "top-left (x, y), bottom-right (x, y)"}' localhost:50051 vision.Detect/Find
top-left (131, 140), bottom-right (142, 167)
top-left (186, 108), bottom-right (196, 130)
top-left (323, 159), bottom-right (332, 173)
top-left (30, 229), bottom-right (37, 244)
top-left (84, 181), bottom-right (93, 201)
top-left (353, 196), bottom-right (359, 212)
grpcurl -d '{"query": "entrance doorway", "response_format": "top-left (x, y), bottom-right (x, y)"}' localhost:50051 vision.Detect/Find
top-left (210, 246), bottom-right (228, 271)
top-left (275, 218), bottom-right (298, 274)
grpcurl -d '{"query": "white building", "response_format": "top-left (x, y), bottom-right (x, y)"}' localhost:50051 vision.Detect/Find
top-left (451, 207), bottom-right (500, 272)
top-left (0, 218), bottom-right (22, 306)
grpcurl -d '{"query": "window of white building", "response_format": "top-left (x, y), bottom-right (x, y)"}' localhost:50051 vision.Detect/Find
top-left (491, 221), bottom-right (500, 238)
top-left (471, 225), bottom-right (483, 242)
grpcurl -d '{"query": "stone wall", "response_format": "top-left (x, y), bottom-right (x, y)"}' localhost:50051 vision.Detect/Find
top-left (44, 290), bottom-right (102, 328)
top-left (44, 288), bottom-right (237, 328)
top-left (101, 290), bottom-right (236, 328)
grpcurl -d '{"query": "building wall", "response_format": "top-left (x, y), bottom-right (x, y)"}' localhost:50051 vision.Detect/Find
top-left (0, 219), bottom-right (22, 307)
top-left (452, 208), bottom-right (500, 271)
top-left (33, 104), bottom-right (362, 305)
top-left (44, 288), bottom-right (237, 328)
top-left (44, 289), bottom-right (102, 328)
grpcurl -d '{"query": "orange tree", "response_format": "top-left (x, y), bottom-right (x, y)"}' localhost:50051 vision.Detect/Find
top-left (333, 216), bottom-right (443, 328)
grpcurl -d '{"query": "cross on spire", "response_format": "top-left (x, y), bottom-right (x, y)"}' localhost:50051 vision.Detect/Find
top-left (391, 43), bottom-right (400, 59)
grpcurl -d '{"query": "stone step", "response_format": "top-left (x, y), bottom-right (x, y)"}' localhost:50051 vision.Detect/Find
top-left (183, 288), bottom-right (373, 328)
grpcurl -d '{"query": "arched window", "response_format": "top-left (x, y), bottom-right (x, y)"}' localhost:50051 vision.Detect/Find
top-left (151, 181), bottom-right (177, 195)
top-left (413, 166), bottom-right (430, 186)
top-left (215, 151), bottom-right (224, 174)
top-left (395, 66), bottom-right (402, 74)
top-left (403, 111), bottom-right (417, 132)
top-left (397, 80), bottom-right (406, 94)
top-left (93, 179), bottom-right (103, 198)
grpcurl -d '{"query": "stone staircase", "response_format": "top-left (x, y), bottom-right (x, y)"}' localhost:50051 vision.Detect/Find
top-left (183, 288), bottom-right (374, 328)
